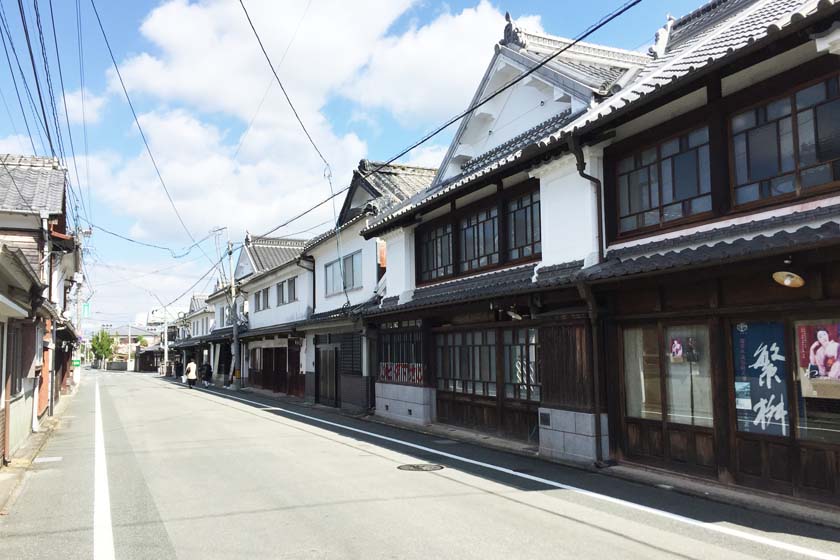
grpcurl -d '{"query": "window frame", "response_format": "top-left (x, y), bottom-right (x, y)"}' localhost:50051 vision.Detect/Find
top-left (727, 71), bottom-right (840, 212)
top-left (276, 280), bottom-right (286, 306)
top-left (288, 276), bottom-right (297, 302)
top-left (325, 250), bottom-right (363, 296)
top-left (414, 179), bottom-right (541, 286)
top-left (614, 124), bottom-right (714, 237)
top-left (605, 62), bottom-right (840, 244)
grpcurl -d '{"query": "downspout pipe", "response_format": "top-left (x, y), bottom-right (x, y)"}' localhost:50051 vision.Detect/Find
top-left (569, 134), bottom-right (604, 264)
top-left (570, 134), bottom-right (609, 467)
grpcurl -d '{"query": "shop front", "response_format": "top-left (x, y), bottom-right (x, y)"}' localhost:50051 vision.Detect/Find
top-left (601, 246), bottom-right (840, 504)
top-left (245, 331), bottom-right (304, 397)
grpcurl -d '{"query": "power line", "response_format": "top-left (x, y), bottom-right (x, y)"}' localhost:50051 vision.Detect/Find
top-left (232, 0), bottom-right (312, 161)
top-left (0, 2), bottom-right (43, 153)
top-left (163, 248), bottom-right (241, 309)
top-left (15, 0), bottom-right (55, 155)
top-left (89, 0), bottom-right (199, 250)
top-left (252, 0), bottom-right (643, 241)
top-left (76, 0), bottom-right (92, 224)
top-left (48, 0), bottom-right (89, 225)
top-left (238, 0), bottom-right (329, 171)
top-left (360, 0), bottom-right (643, 180)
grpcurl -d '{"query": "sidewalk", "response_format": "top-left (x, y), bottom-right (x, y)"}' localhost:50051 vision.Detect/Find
top-left (0, 396), bottom-right (71, 515)
top-left (200, 381), bottom-right (840, 530)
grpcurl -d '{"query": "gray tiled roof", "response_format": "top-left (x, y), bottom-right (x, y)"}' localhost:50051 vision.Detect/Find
top-left (540, 0), bottom-right (838, 146)
top-left (586, 220), bottom-right (840, 282)
top-left (247, 237), bottom-right (306, 273)
top-left (0, 155), bottom-right (65, 214)
top-left (363, 108), bottom-right (576, 236)
top-left (357, 160), bottom-right (436, 209)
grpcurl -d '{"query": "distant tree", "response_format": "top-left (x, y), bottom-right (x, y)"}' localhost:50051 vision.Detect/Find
top-left (137, 335), bottom-right (149, 348)
top-left (91, 329), bottom-right (115, 360)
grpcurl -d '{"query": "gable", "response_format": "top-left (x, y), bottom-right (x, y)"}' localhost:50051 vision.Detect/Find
top-left (337, 178), bottom-right (376, 226)
top-left (437, 50), bottom-right (589, 183)
top-left (234, 245), bottom-right (254, 280)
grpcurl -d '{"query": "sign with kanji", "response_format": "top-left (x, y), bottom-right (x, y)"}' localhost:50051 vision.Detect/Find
top-left (732, 321), bottom-right (789, 437)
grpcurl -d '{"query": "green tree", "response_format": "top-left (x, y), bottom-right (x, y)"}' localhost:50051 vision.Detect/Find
top-left (137, 335), bottom-right (149, 348)
top-left (91, 329), bottom-right (115, 360)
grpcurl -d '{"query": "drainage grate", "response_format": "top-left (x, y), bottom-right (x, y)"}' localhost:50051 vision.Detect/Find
top-left (397, 463), bottom-right (444, 472)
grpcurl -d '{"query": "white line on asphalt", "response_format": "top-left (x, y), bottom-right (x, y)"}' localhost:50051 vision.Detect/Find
top-left (197, 387), bottom-right (839, 560)
top-left (94, 381), bottom-right (115, 560)
top-left (32, 456), bottom-right (63, 464)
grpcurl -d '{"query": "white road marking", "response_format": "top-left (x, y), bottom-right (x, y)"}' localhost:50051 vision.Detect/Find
top-left (32, 456), bottom-right (62, 464)
top-left (197, 387), bottom-right (839, 560)
top-left (94, 381), bottom-right (115, 560)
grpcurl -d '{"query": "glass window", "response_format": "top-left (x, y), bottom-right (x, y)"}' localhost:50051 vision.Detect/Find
top-left (506, 191), bottom-right (541, 261)
top-left (733, 75), bottom-right (840, 205)
top-left (419, 223), bottom-right (453, 281)
top-left (732, 322), bottom-right (790, 437)
top-left (664, 325), bottom-right (713, 427)
top-left (617, 126), bottom-right (711, 233)
top-left (623, 326), bottom-right (662, 421)
top-left (253, 291), bottom-right (261, 312)
top-left (435, 330), bottom-right (497, 397)
top-left (379, 329), bottom-right (424, 385)
top-left (502, 327), bottom-right (540, 401)
top-left (794, 320), bottom-right (840, 444)
top-left (459, 207), bottom-right (499, 272)
top-left (276, 281), bottom-right (286, 305)
top-left (325, 251), bottom-right (362, 295)
top-left (262, 288), bottom-right (270, 309)
top-left (288, 277), bottom-right (297, 302)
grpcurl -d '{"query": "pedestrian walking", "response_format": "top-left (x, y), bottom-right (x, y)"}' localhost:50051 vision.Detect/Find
top-left (175, 359), bottom-right (184, 382)
top-left (185, 358), bottom-right (197, 389)
top-left (202, 363), bottom-right (213, 388)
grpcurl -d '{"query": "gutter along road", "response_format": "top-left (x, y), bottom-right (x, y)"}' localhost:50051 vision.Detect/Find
top-left (2, 370), bottom-right (840, 559)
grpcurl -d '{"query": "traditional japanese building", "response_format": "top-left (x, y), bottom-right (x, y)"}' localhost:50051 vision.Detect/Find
top-left (561, 0), bottom-right (840, 503)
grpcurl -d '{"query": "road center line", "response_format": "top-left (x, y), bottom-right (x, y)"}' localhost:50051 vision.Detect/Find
top-left (193, 386), bottom-right (838, 560)
top-left (94, 381), bottom-right (115, 560)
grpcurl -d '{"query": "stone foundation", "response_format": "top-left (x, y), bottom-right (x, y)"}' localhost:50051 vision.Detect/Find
top-left (375, 383), bottom-right (435, 425)
top-left (538, 407), bottom-right (608, 463)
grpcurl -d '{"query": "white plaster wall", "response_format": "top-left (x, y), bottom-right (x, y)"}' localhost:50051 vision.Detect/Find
top-left (379, 226), bottom-right (415, 302)
top-left (375, 383), bottom-right (436, 425)
top-left (532, 150), bottom-right (601, 268)
top-left (245, 266), bottom-right (313, 330)
top-left (311, 220), bottom-right (380, 314)
top-left (303, 333), bottom-right (315, 373)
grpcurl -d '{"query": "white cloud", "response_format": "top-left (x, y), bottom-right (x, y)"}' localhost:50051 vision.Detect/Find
top-left (64, 88), bottom-right (108, 124)
top-left (85, 108), bottom-right (365, 245)
top-left (0, 133), bottom-right (36, 154)
top-left (344, 2), bottom-right (543, 123)
top-left (400, 143), bottom-right (449, 168)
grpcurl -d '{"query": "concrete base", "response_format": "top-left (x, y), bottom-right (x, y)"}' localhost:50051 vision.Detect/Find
top-left (375, 383), bottom-right (435, 425)
top-left (538, 407), bottom-right (608, 464)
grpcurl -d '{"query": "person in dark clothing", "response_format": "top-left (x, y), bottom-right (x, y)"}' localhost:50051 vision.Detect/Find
top-left (202, 363), bottom-right (213, 387)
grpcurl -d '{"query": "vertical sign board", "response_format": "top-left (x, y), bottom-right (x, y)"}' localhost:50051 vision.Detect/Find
top-left (732, 321), bottom-right (789, 437)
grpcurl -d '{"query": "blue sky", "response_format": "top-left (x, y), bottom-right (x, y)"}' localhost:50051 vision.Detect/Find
top-left (0, 0), bottom-right (703, 329)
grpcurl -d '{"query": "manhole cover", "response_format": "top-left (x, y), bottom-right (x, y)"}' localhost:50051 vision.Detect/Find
top-left (397, 464), bottom-right (444, 472)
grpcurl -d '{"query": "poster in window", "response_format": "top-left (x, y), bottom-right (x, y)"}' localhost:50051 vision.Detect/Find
top-left (670, 338), bottom-right (684, 363)
top-left (796, 322), bottom-right (840, 400)
top-left (732, 321), bottom-right (789, 437)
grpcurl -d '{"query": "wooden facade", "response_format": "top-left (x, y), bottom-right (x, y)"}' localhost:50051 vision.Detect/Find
top-left (599, 248), bottom-right (840, 503)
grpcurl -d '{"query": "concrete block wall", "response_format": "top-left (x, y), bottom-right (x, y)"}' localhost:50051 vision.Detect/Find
top-left (538, 407), bottom-right (608, 464)
top-left (375, 383), bottom-right (435, 425)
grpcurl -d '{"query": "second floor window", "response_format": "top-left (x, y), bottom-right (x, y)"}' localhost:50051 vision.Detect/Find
top-left (288, 276), bottom-right (297, 302)
top-left (262, 287), bottom-right (270, 309)
top-left (506, 191), bottom-right (541, 260)
top-left (277, 281), bottom-right (286, 305)
top-left (253, 291), bottom-right (261, 312)
top-left (326, 251), bottom-right (362, 295)
top-left (460, 207), bottom-right (499, 272)
top-left (732, 75), bottom-right (840, 205)
top-left (419, 224), bottom-right (453, 282)
top-left (617, 126), bottom-right (711, 233)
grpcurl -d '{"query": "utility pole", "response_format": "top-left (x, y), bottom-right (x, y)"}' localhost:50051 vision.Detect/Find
top-left (163, 308), bottom-right (169, 377)
top-left (127, 323), bottom-right (132, 372)
top-left (228, 240), bottom-right (239, 388)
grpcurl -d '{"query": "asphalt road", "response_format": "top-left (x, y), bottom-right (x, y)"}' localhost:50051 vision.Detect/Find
top-left (2, 370), bottom-right (840, 560)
